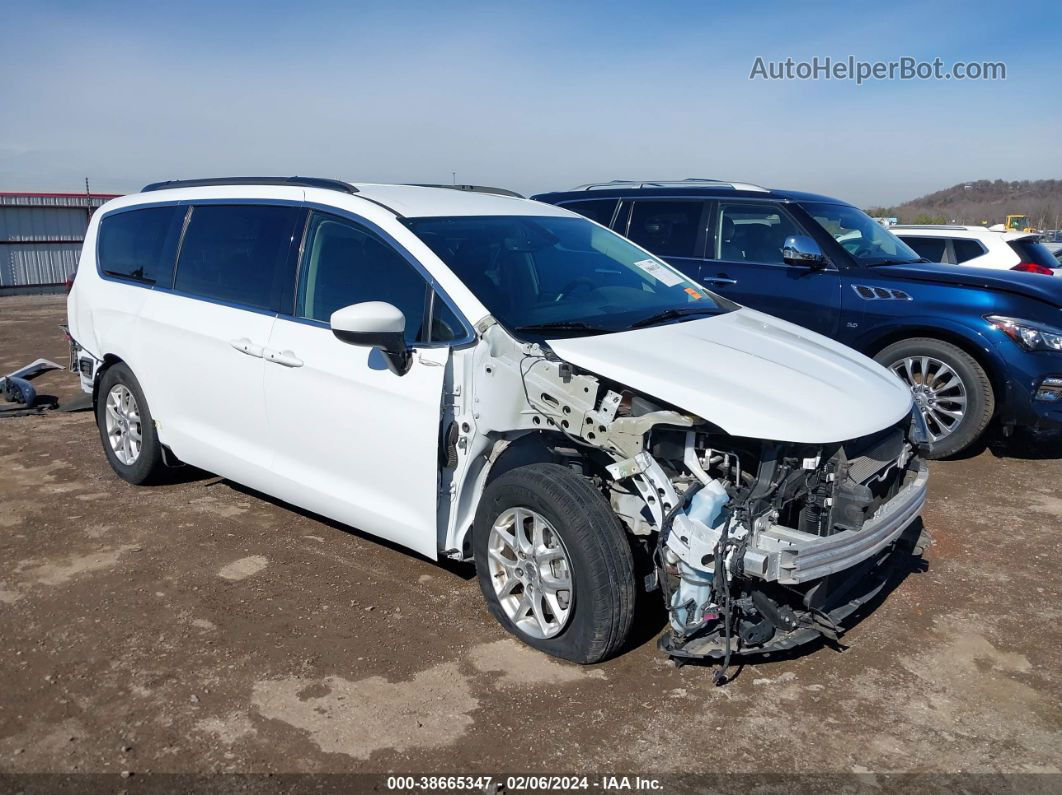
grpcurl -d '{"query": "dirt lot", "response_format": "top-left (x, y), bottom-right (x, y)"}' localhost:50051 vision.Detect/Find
top-left (1, 296), bottom-right (1060, 789)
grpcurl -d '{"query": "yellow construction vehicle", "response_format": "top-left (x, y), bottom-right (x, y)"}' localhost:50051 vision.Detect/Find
top-left (1005, 214), bottom-right (1035, 232)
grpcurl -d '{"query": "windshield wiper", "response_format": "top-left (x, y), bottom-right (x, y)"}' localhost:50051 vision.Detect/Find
top-left (629, 306), bottom-right (721, 329)
top-left (512, 321), bottom-right (613, 335)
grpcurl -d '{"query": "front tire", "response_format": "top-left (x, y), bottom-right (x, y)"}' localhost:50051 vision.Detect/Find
top-left (96, 362), bottom-right (164, 484)
top-left (473, 463), bottom-right (635, 664)
top-left (875, 338), bottom-right (994, 458)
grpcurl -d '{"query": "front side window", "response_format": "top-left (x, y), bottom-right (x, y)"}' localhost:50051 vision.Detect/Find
top-left (712, 203), bottom-right (804, 265)
top-left (899, 236), bottom-right (947, 262)
top-left (296, 212), bottom-right (435, 344)
top-left (404, 215), bottom-right (733, 341)
top-left (626, 200), bottom-right (705, 259)
top-left (801, 202), bottom-right (921, 266)
top-left (174, 204), bottom-right (303, 311)
top-left (98, 205), bottom-right (185, 286)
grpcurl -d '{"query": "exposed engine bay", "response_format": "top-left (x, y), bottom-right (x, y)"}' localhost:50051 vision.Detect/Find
top-left (446, 321), bottom-right (929, 676)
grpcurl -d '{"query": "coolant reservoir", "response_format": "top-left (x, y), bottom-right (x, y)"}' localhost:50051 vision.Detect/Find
top-left (669, 479), bottom-right (730, 633)
top-left (686, 479), bottom-right (728, 529)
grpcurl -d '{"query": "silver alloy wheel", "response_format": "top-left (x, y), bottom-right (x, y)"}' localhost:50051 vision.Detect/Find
top-left (486, 507), bottom-right (574, 639)
top-left (104, 384), bottom-right (143, 465)
top-left (890, 356), bottom-right (968, 442)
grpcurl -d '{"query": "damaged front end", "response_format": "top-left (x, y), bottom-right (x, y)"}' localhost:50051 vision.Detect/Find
top-left (650, 418), bottom-right (928, 670)
top-left (449, 320), bottom-right (928, 674)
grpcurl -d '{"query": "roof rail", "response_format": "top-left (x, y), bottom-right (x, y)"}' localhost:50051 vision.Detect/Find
top-left (141, 176), bottom-right (359, 194)
top-left (891, 224), bottom-right (987, 231)
top-left (409, 183), bottom-right (524, 199)
top-left (572, 178), bottom-right (769, 193)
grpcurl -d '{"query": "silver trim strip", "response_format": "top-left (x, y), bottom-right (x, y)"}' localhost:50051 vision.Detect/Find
top-left (751, 463), bottom-right (928, 584)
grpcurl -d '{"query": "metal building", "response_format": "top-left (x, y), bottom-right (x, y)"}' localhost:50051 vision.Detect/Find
top-left (0, 192), bottom-right (120, 294)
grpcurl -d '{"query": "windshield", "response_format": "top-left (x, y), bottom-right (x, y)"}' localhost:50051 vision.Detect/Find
top-left (404, 215), bottom-right (734, 340)
top-left (801, 202), bottom-right (922, 266)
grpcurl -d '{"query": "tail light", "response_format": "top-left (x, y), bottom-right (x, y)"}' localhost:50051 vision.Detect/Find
top-left (64, 272), bottom-right (76, 293)
top-left (1012, 262), bottom-right (1055, 275)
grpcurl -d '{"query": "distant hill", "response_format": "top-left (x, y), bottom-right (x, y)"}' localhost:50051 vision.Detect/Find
top-left (868, 179), bottom-right (1062, 228)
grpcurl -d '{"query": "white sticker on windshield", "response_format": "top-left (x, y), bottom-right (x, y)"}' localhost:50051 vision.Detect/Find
top-left (633, 258), bottom-right (684, 287)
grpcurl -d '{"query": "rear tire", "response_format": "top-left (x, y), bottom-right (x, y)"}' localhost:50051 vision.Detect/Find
top-left (875, 338), bottom-right (994, 458)
top-left (96, 362), bottom-right (165, 484)
top-left (473, 463), bottom-right (636, 664)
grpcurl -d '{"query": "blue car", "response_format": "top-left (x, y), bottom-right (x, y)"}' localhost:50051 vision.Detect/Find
top-left (533, 180), bottom-right (1062, 457)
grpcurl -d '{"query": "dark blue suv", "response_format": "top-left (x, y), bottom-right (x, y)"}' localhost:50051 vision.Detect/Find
top-left (533, 180), bottom-right (1062, 457)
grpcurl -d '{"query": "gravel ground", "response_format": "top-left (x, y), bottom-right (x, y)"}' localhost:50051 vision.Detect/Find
top-left (1, 296), bottom-right (1060, 792)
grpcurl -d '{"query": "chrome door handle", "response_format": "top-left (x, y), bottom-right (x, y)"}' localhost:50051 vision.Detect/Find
top-left (704, 276), bottom-right (738, 285)
top-left (229, 338), bottom-right (265, 358)
top-left (265, 349), bottom-right (303, 368)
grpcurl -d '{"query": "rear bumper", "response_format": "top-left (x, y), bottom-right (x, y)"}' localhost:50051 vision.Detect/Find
top-left (744, 461), bottom-right (928, 585)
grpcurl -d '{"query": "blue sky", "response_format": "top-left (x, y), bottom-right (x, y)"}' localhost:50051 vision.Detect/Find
top-left (2, 0), bottom-right (1059, 205)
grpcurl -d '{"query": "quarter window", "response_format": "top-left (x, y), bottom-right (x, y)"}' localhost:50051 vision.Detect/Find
top-left (713, 203), bottom-right (804, 265)
top-left (558, 200), bottom-right (618, 227)
top-left (98, 206), bottom-right (185, 286)
top-left (296, 212), bottom-right (433, 344)
top-left (174, 204), bottom-right (303, 312)
top-left (899, 236), bottom-right (947, 262)
top-left (952, 239), bottom-right (985, 263)
top-left (626, 200), bottom-right (705, 258)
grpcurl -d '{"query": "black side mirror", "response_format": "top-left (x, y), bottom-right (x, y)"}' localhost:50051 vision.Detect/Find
top-left (330, 301), bottom-right (412, 375)
top-left (782, 235), bottom-right (829, 269)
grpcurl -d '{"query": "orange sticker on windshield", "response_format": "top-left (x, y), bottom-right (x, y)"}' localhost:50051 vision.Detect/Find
top-left (685, 287), bottom-right (703, 300)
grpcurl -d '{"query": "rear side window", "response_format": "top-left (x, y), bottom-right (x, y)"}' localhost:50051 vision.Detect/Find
top-left (98, 206), bottom-right (185, 286)
top-left (627, 200), bottom-right (705, 258)
top-left (899, 236), bottom-right (947, 262)
top-left (174, 204), bottom-right (303, 312)
top-left (296, 212), bottom-right (431, 344)
top-left (1008, 239), bottom-right (1059, 269)
top-left (558, 200), bottom-right (618, 227)
top-left (952, 238), bottom-right (986, 263)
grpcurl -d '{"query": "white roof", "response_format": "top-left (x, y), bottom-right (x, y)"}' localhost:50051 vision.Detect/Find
top-left (101, 182), bottom-right (573, 220)
top-left (891, 224), bottom-right (1037, 242)
top-left (348, 184), bottom-right (571, 218)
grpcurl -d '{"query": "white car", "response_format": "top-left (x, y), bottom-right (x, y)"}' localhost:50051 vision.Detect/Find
top-left (67, 177), bottom-right (927, 669)
top-left (891, 224), bottom-right (1061, 276)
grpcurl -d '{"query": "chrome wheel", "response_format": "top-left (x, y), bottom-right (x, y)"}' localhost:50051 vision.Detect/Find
top-left (487, 507), bottom-right (574, 640)
top-left (104, 384), bottom-right (142, 465)
top-left (890, 356), bottom-right (967, 442)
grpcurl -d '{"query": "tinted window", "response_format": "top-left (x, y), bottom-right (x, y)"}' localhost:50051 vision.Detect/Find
top-left (952, 238), bottom-right (986, 263)
top-left (297, 212), bottom-right (430, 344)
top-left (900, 236), bottom-right (947, 262)
top-left (174, 204), bottom-right (302, 311)
top-left (427, 293), bottom-right (465, 343)
top-left (627, 201), bottom-right (704, 258)
top-left (714, 203), bottom-right (803, 265)
top-left (558, 200), bottom-right (618, 227)
top-left (405, 215), bottom-right (732, 342)
top-left (1008, 239), bottom-right (1060, 269)
top-left (98, 206), bottom-right (184, 286)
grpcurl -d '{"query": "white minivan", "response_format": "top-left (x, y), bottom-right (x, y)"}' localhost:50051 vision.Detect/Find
top-left (68, 177), bottom-right (929, 670)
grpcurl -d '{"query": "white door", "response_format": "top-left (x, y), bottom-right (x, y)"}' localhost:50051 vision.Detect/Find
top-left (136, 202), bottom-right (305, 489)
top-left (262, 211), bottom-right (457, 558)
top-left (139, 291), bottom-right (277, 486)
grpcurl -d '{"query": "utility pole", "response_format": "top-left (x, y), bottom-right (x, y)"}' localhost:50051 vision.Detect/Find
top-left (452, 171), bottom-right (456, 186)
top-left (85, 177), bottom-right (90, 195)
